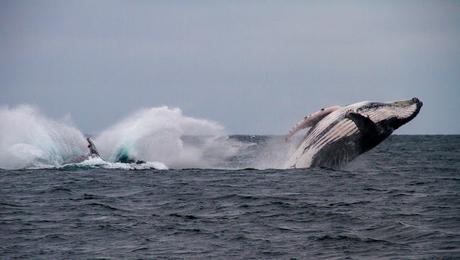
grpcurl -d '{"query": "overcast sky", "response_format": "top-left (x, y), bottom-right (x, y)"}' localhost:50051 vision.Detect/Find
top-left (1, 0), bottom-right (459, 134)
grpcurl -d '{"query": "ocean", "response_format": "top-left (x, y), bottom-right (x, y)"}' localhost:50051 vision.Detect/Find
top-left (1, 135), bottom-right (459, 259)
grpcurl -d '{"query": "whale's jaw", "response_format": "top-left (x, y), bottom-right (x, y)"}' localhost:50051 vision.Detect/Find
top-left (386, 97), bottom-right (423, 129)
top-left (355, 97), bottom-right (423, 131)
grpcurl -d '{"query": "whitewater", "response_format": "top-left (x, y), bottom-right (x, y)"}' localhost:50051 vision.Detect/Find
top-left (0, 105), bottom-right (297, 170)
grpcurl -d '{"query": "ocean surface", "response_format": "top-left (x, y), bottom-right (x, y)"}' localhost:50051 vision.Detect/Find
top-left (1, 135), bottom-right (459, 259)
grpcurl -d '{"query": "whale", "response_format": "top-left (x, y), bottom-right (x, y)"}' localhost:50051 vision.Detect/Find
top-left (285, 97), bottom-right (423, 169)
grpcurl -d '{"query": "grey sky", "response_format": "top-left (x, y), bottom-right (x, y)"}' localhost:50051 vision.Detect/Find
top-left (1, 0), bottom-right (459, 134)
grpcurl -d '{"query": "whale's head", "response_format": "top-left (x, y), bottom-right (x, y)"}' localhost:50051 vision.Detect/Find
top-left (386, 97), bottom-right (423, 129)
top-left (356, 97), bottom-right (423, 130)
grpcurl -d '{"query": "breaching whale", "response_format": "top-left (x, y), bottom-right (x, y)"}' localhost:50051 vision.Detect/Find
top-left (285, 97), bottom-right (423, 169)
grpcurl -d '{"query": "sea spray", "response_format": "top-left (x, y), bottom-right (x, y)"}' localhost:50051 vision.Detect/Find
top-left (0, 105), bottom-right (293, 170)
top-left (0, 105), bottom-right (87, 169)
top-left (249, 135), bottom-right (300, 169)
top-left (66, 156), bottom-right (168, 170)
top-left (95, 106), bottom-right (244, 168)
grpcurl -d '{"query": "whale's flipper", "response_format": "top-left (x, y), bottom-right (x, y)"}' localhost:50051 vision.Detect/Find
top-left (86, 137), bottom-right (100, 158)
top-left (286, 105), bottom-right (340, 141)
top-left (345, 112), bottom-right (377, 136)
top-left (345, 112), bottom-right (389, 151)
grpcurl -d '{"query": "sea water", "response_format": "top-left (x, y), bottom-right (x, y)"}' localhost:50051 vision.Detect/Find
top-left (1, 135), bottom-right (459, 259)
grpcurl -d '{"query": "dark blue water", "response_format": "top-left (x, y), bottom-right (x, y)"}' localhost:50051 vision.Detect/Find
top-left (1, 135), bottom-right (459, 259)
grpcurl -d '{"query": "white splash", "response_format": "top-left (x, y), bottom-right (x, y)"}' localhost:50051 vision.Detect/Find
top-left (0, 105), bottom-right (87, 169)
top-left (95, 106), bottom-right (243, 169)
top-left (66, 156), bottom-right (168, 170)
top-left (0, 105), bottom-right (274, 170)
top-left (250, 136), bottom-right (300, 169)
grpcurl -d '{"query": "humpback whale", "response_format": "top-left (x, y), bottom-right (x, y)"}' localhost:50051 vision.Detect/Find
top-left (286, 97), bottom-right (423, 169)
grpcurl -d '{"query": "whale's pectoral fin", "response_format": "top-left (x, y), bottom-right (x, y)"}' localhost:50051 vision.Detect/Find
top-left (345, 112), bottom-right (377, 135)
top-left (345, 112), bottom-right (387, 151)
top-left (286, 105), bottom-right (341, 142)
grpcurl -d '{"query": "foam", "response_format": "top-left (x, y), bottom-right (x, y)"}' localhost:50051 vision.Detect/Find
top-left (0, 105), bottom-right (87, 169)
